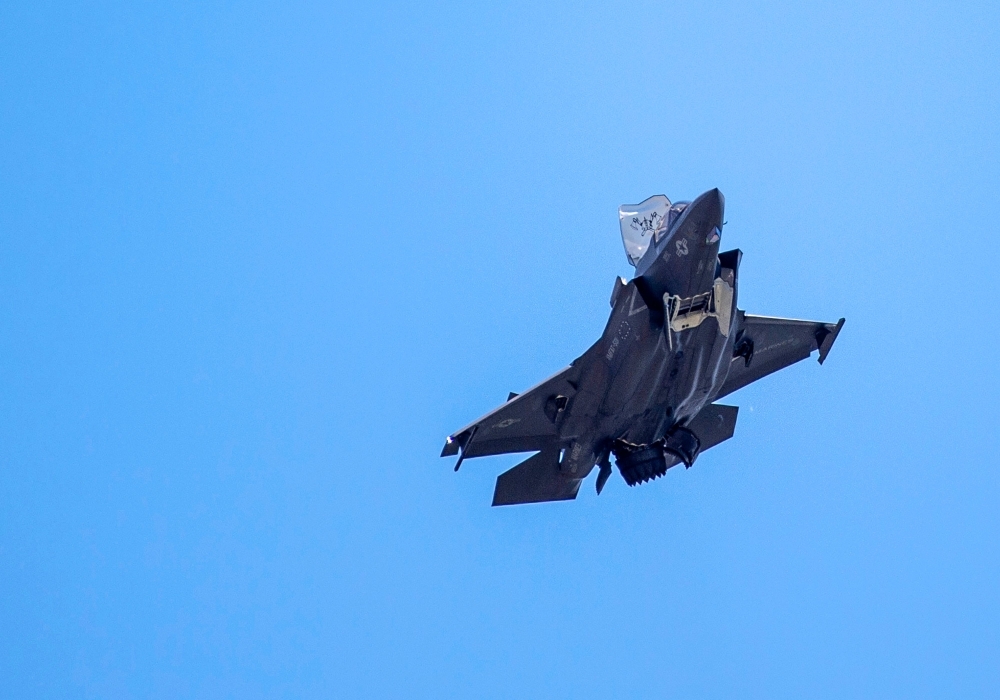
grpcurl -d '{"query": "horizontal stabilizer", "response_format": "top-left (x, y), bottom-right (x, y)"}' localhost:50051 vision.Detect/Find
top-left (492, 446), bottom-right (581, 506)
top-left (664, 403), bottom-right (739, 470)
top-left (689, 403), bottom-right (738, 449)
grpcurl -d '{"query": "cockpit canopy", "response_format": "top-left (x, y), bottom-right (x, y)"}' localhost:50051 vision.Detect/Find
top-left (618, 196), bottom-right (690, 266)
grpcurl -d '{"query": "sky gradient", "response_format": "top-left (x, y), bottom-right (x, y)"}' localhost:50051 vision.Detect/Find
top-left (2, 1), bottom-right (999, 697)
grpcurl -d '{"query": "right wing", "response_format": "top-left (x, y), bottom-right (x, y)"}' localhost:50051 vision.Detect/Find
top-left (441, 365), bottom-right (582, 461)
top-left (717, 314), bottom-right (844, 399)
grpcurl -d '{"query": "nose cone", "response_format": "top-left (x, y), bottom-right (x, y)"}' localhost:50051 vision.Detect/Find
top-left (634, 188), bottom-right (726, 292)
top-left (665, 188), bottom-right (723, 253)
top-left (690, 188), bottom-right (725, 228)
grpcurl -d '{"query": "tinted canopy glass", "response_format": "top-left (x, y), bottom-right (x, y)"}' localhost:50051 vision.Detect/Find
top-left (618, 195), bottom-right (671, 266)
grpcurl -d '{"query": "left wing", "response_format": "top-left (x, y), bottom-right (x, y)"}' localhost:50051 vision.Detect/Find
top-left (717, 314), bottom-right (844, 399)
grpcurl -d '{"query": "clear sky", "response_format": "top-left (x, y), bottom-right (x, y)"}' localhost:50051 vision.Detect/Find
top-left (2, 1), bottom-right (999, 697)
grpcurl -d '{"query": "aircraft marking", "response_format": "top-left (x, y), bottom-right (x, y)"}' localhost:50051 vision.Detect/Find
top-left (493, 418), bottom-right (521, 429)
top-left (628, 286), bottom-right (647, 316)
top-left (605, 336), bottom-right (620, 361)
top-left (757, 338), bottom-right (797, 355)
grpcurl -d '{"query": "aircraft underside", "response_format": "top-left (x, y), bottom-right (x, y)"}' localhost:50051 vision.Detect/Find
top-left (442, 189), bottom-right (844, 506)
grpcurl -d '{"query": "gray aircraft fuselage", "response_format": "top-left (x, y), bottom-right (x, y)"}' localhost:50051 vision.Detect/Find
top-left (442, 188), bottom-right (843, 505)
top-left (557, 188), bottom-right (731, 478)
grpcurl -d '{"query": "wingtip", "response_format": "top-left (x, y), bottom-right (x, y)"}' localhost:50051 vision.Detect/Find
top-left (817, 317), bottom-right (845, 365)
top-left (441, 436), bottom-right (459, 457)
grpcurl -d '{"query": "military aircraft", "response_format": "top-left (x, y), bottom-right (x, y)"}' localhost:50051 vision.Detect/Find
top-left (442, 189), bottom-right (844, 506)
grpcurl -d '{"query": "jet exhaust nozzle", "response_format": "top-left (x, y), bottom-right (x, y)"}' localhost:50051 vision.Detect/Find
top-left (612, 426), bottom-right (702, 486)
top-left (663, 427), bottom-right (700, 468)
top-left (613, 440), bottom-right (668, 486)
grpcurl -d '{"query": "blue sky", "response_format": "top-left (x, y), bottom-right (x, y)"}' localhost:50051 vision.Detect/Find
top-left (2, 1), bottom-right (999, 697)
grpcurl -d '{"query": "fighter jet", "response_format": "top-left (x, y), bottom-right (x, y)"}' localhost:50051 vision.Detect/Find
top-left (442, 189), bottom-right (844, 506)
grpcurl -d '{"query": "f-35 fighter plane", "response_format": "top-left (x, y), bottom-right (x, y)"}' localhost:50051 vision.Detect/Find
top-left (442, 189), bottom-right (844, 506)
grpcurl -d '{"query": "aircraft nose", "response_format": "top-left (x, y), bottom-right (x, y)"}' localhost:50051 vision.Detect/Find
top-left (693, 188), bottom-right (725, 222)
top-left (682, 188), bottom-right (725, 243)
